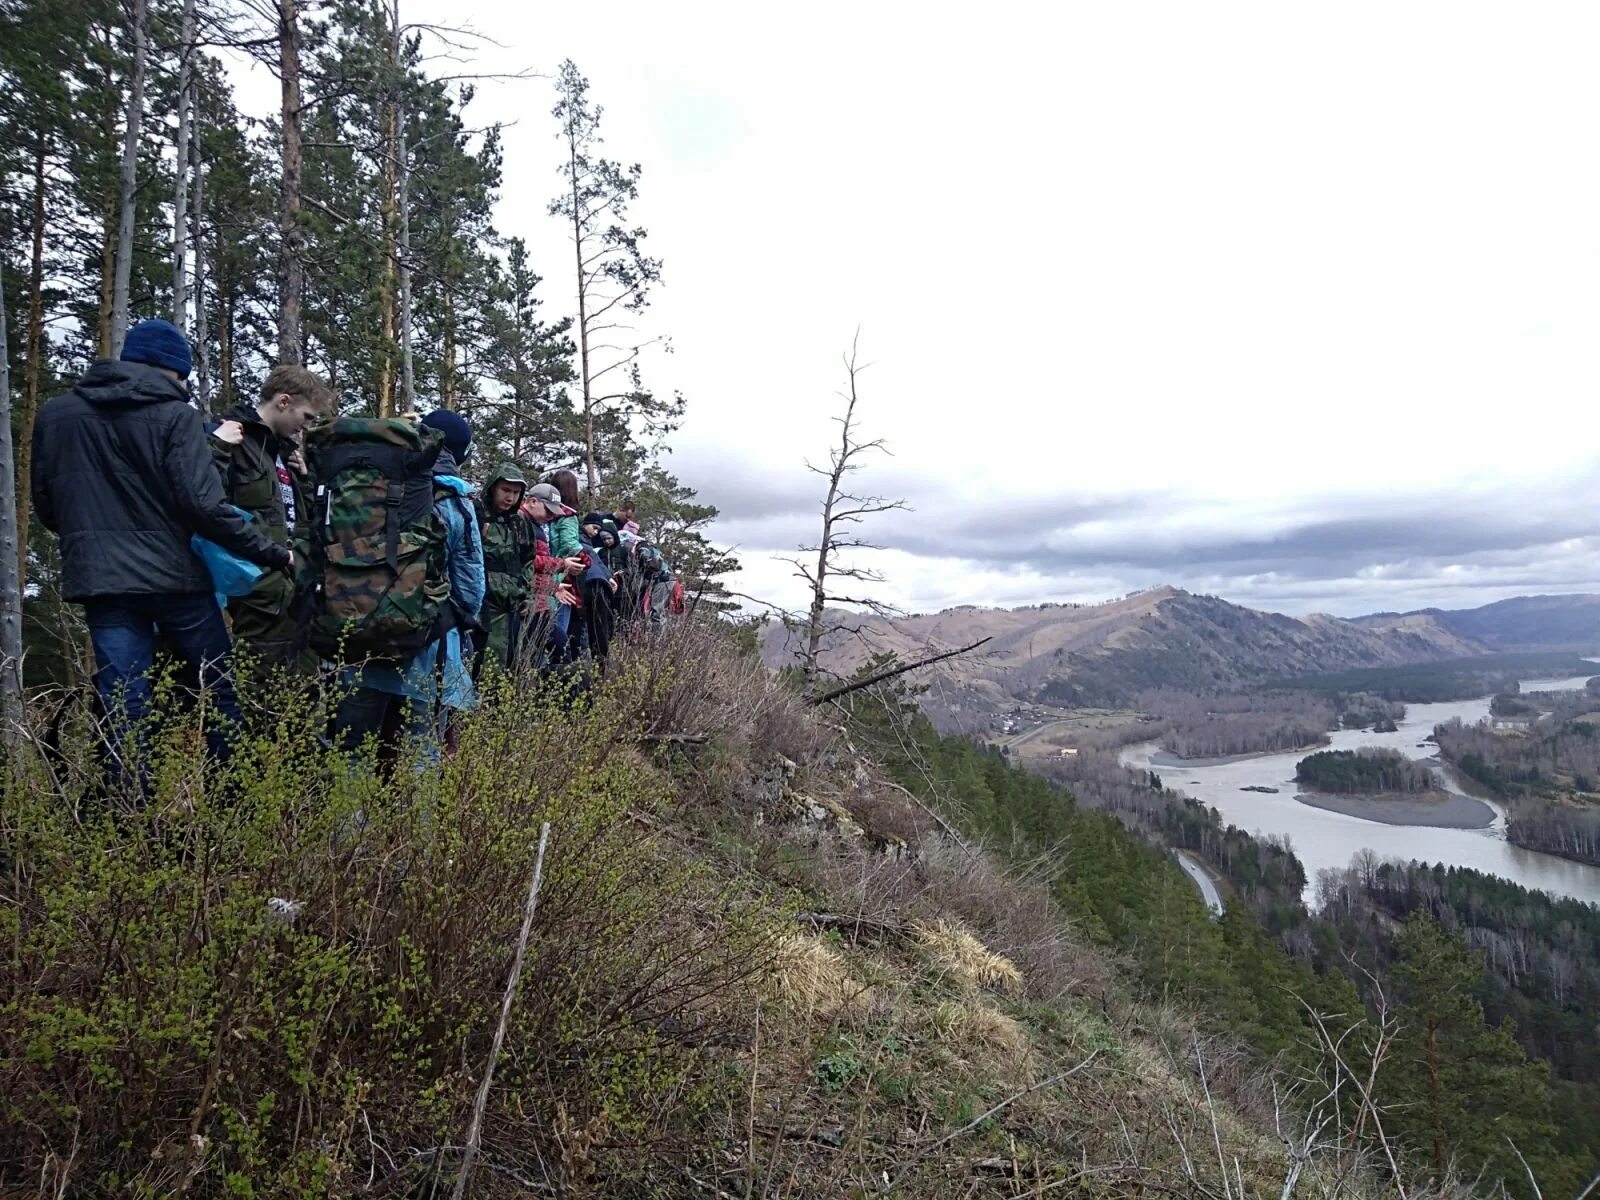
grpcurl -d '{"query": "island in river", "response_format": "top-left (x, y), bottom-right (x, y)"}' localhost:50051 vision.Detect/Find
top-left (1296, 787), bottom-right (1495, 829)
top-left (1288, 745), bottom-right (1498, 828)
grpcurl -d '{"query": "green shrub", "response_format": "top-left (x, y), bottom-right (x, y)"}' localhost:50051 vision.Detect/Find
top-left (1, 657), bottom-right (778, 1196)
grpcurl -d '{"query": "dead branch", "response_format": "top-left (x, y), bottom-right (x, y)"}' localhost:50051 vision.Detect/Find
top-left (806, 638), bottom-right (992, 707)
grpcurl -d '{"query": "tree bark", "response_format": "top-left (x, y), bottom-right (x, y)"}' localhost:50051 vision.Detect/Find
top-left (1425, 1020), bottom-right (1444, 1173)
top-left (0, 267), bottom-right (27, 720)
top-left (110, 0), bottom-right (149, 356)
top-left (441, 282), bottom-right (456, 411)
top-left (397, 107), bottom-right (415, 413)
top-left (802, 389), bottom-right (855, 687)
top-left (95, 30), bottom-right (117, 357)
top-left (392, 0), bottom-right (414, 414)
top-left (191, 134), bottom-right (210, 409)
top-left (218, 261), bottom-right (234, 409)
top-left (18, 138), bottom-right (46, 590)
top-left (565, 119), bottom-right (596, 503)
top-left (377, 107), bottom-right (397, 417)
top-left (276, 0), bottom-right (305, 365)
top-left (170, 0), bottom-right (197, 331)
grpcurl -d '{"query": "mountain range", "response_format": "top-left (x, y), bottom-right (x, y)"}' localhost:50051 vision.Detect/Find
top-left (763, 589), bottom-right (1600, 728)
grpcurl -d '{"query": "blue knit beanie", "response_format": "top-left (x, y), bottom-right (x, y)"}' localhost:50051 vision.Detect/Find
top-left (420, 407), bottom-right (473, 465)
top-left (120, 319), bottom-right (193, 379)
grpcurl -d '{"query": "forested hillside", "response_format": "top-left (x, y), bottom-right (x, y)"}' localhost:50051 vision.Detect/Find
top-left (838, 668), bottom-right (1597, 1196)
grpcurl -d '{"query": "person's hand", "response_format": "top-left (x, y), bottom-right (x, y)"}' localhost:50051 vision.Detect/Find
top-left (282, 549), bottom-right (296, 574)
top-left (286, 447), bottom-right (307, 475)
top-left (555, 583), bottom-right (579, 606)
top-left (608, 577), bottom-right (619, 593)
top-left (212, 420), bottom-right (244, 446)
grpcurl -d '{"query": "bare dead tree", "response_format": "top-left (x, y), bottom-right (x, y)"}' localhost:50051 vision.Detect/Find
top-left (785, 334), bottom-right (907, 695)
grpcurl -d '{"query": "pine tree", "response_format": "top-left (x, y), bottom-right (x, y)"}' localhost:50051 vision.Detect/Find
top-left (548, 60), bottom-right (675, 504)
top-left (1384, 911), bottom-right (1559, 1194)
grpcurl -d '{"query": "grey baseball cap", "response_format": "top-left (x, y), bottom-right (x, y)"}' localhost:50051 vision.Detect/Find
top-left (525, 482), bottom-right (574, 516)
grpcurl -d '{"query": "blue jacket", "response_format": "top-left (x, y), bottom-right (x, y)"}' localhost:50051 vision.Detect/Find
top-left (343, 475), bottom-right (486, 711)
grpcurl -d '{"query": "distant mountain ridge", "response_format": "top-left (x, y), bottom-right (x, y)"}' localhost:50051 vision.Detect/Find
top-left (1353, 593), bottom-right (1600, 651)
top-left (763, 586), bottom-right (1499, 729)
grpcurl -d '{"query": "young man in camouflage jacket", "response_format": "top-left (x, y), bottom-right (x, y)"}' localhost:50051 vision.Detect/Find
top-left (476, 461), bottom-right (542, 672)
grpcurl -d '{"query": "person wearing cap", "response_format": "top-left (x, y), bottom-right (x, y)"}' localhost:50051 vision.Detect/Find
top-left (335, 407), bottom-right (485, 761)
top-left (475, 461), bottom-right (540, 672)
top-left (31, 319), bottom-right (292, 790)
top-left (543, 470), bottom-right (587, 660)
top-left (521, 480), bottom-right (582, 665)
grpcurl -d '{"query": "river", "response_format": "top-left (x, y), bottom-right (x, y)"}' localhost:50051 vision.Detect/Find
top-left (1118, 669), bottom-right (1600, 907)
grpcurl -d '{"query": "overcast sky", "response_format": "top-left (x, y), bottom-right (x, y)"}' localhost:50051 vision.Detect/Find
top-left (233, 1), bottom-right (1600, 619)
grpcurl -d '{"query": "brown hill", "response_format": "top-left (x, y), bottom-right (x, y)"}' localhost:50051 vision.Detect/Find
top-left (764, 587), bottom-right (1486, 729)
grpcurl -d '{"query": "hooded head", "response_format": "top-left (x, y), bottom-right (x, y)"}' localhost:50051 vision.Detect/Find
top-left (486, 462), bottom-right (528, 515)
top-left (121, 319), bottom-right (193, 380)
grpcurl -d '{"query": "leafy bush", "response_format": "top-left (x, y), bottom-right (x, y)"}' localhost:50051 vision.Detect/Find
top-left (0, 656), bottom-right (779, 1196)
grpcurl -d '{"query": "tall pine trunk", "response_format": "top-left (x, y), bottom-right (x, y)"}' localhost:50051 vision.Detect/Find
top-left (277, 0), bottom-right (305, 365)
top-left (170, 0), bottom-right (197, 330)
top-left (0, 267), bottom-right (26, 721)
top-left (191, 137), bottom-right (210, 408)
top-left (377, 92), bottom-right (398, 417)
top-left (18, 139), bottom-right (46, 590)
top-left (397, 107), bottom-right (415, 413)
top-left (565, 124), bottom-right (596, 501)
top-left (110, 0), bottom-right (149, 355)
top-left (218, 261), bottom-right (234, 410)
top-left (442, 284), bottom-right (456, 411)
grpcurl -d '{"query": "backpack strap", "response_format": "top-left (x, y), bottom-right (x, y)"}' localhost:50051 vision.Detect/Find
top-left (385, 479), bottom-right (405, 572)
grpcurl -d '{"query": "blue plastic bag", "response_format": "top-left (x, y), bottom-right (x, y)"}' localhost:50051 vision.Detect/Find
top-left (191, 507), bottom-right (265, 606)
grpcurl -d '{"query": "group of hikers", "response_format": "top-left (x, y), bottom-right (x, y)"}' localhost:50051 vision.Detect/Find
top-left (30, 318), bottom-right (682, 782)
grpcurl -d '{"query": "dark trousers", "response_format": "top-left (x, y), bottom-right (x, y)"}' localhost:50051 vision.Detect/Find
top-left (84, 592), bottom-right (243, 790)
top-left (335, 687), bottom-right (441, 767)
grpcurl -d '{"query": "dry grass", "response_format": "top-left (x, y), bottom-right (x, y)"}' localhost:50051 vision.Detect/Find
top-left (928, 1000), bottom-right (1033, 1072)
top-left (768, 933), bottom-right (872, 1017)
top-left (913, 918), bottom-right (1024, 992)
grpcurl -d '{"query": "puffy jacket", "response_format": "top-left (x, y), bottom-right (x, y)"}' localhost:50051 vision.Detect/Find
top-left (32, 360), bottom-right (290, 601)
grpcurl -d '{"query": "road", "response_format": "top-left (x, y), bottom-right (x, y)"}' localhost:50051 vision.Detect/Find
top-left (1175, 851), bottom-right (1225, 916)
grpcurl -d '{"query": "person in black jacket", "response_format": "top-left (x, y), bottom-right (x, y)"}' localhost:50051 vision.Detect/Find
top-left (208, 363), bottom-right (332, 671)
top-left (32, 319), bottom-right (292, 788)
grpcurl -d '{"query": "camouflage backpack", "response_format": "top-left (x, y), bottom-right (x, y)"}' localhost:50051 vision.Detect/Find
top-left (302, 417), bottom-right (453, 663)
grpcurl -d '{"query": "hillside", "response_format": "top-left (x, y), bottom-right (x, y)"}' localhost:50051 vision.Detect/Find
top-left (766, 587), bottom-right (1486, 728)
top-left (1356, 593), bottom-right (1600, 651)
top-left (3, 623), bottom-right (1434, 1198)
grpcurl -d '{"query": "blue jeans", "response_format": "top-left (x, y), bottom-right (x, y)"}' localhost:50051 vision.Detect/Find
top-left (335, 686), bottom-right (441, 766)
top-left (84, 593), bottom-right (244, 789)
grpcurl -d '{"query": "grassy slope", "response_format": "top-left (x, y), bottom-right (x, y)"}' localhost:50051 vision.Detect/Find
top-left (1, 625), bottom-right (1418, 1198)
